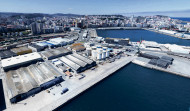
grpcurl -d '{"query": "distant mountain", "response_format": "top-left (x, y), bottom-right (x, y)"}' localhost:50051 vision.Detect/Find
top-left (119, 9), bottom-right (190, 17)
top-left (52, 13), bottom-right (83, 17)
top-left (0, 12), bottom-right (83, 18)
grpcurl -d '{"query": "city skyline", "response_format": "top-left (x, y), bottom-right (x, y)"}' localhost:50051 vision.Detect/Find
top-left (0, 0), bottom-right (190, 17)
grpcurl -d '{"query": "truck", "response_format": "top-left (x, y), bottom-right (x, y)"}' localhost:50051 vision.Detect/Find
top-left (61, 88), bottom-right (69, 94)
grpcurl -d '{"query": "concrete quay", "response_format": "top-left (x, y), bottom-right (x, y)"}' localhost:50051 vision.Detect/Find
top-left (89, 29), bottom-right (98, 37)
top-left (145, 28), bottom-right (190, 40)
top-left (4, 55), bottom-right (135, 111)
top-left (97, 27), bottom-right (142, 30)
top-left (132, 56), bottom-right (190, 78)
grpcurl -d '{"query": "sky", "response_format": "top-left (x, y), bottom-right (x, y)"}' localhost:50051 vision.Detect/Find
top-left (0, 0), bottom-right (190, 16)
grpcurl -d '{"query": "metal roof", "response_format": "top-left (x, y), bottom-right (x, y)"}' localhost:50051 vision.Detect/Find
top-left (49, 38), bottom-right (67, 44)
top-left (66, 55), bottom-right (87, 67)
top-left (36, 42), bottom-right (49, 47)
top-left (2, 52), bottom-right (42, 69)
top-left (60, 56), bottom-right (81, 71)
top-left (46, 41), bottom-right (60, 46)
top-left (72, 53), bottom-right (94, 64)
top-left (11, 46), bottom-right (32, 54)
top-left (6, 62), bottom-right (60, 99)
top-left (41, 47), bottom-right (71, 59)
top-left (161, 56), bottom-right (174, 61)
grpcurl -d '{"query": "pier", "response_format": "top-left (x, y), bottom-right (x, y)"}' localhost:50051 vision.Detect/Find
top-left (132, 55), bottom-right (190, 79)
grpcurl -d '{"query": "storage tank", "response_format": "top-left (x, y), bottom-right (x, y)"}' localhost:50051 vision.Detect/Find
top-left (91, 46), bottom-right (97, 50)
top-left (96, 45), bottom-right (102, 49)
top-left (92, 50), bottom-right (97, 59)
top-left (86, 48), bottom-right (92, 56)
top-left (102, 50), bottom-right (106, 59)
top-left (97, 49), bottom-right (102, 60)
top-left (103, 47), bottom-right (108, 50)
top-left (106, 50), bottom-right (110, 57)
top-left (97, 52), bottom-right (102, 60)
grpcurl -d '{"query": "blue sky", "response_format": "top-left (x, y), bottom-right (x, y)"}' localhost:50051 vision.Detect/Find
top-left (0, 0), bottom-right (190, 16)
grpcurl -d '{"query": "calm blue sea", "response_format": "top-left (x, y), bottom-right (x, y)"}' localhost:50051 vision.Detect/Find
top-left (172, 17), bottom-right (190, 22)
top-left (57, 63), bottom-right (190, 111)
top-left (56, 30), bottom-right (190, 111)
top-left (0, 80), bottom-right (6, 111)
top-left (97, 29), bottom-right (190, 46)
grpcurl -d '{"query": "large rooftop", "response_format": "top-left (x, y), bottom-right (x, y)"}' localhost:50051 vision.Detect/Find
top-left (60, 56), bottom-right (81, 71)
top-left (6, 62), bottom-right (60, 100)
top-left (41, 47), bottom-right (71, 60)
top-left (1, 52), bottom-right (42, 69)
top-left (72, 53), bottom-right (94, 64)
top-left (65, 55), bottom-right (87, 67)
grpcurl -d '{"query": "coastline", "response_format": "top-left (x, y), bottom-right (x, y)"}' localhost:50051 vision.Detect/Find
top-left (144, 28), bottom-right (190, 40)
top-left (96, 27), bottom-right (190, 40)
top-left (132, 57), bottom-right (190, 79)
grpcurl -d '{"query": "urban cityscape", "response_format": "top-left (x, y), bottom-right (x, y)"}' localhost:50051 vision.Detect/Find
top-left (0, 0), bottom-right (190, 111)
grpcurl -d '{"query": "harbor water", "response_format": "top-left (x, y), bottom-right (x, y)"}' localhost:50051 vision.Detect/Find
top-left (56, 29), bottom-right (190, 111)
top-left (0, 79), bottom-right (6, 111)
top-left (97, 29), bottom-right (190, 46)
top-left (56, 63), bottom-right (190, 111)
top-left (172, 17), bottom-right (190, 22)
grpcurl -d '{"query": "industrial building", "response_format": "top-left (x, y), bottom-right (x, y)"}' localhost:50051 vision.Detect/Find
top-left (60, 53), bottom-right (96, 73)
top-left (28, 43), bottom-right (46, 52)
top-left (61, 38), bottom-right (74, 45)
top-left (70, 43), bottom-right (86, 52)
top-left (41, 47), bottom-right (72, 60)
top-left (5, 62), bottom-right (63, 103)
top-left (46, 41), bottom-right (61, 48)
top-left (36, 42), bottom-right (49, 48)
top-left (157, 59), bottom-right (169, 68)
top-left (65, 55), bottom-right (88, 68)
top-left (60, 56), bottom-right (84, 73)
top-left (49, 38), bottom-right (74, 46)
top-left (11, 46), bottom-right (32, 55)
top-left (1, 52), bottom-right (42, 71)
top-left (72, 53), bottom-right (96, 68)
top-left (0, 50), bottom-right (17, 59)
top-left (105, 38), bottom-right (130, 46)
top-left (141, 41), bottom-right (160, 48)
top-left (148, 56), bottom-right (174, 69)
top-left (161, 56), bottom-right (174, 61)
top-left (139, 53), bottom-right (160, 59)
top-left (49, 38), bottom-right (67, 46)
top-left (36, 41), bottom-right (58, 49)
